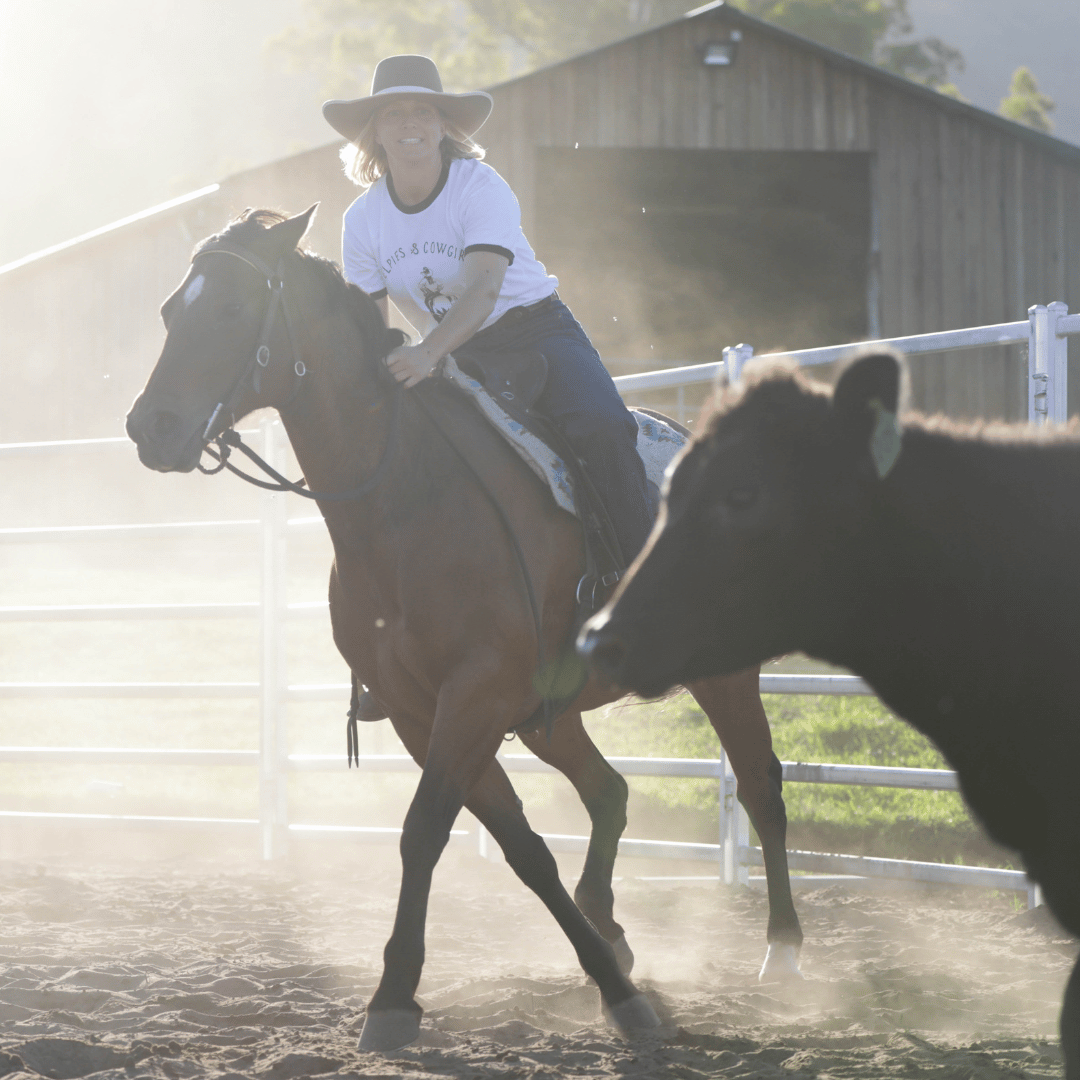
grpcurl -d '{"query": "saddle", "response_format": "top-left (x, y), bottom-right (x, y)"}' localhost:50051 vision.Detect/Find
top-left (455, 349), bottom-right (550, 414)
top-left (453, 348), bottom-right (628, 610)
top-left (441, 349), bottom-right (684, 735)
top-left (345, 351), bottom-right (686, 749)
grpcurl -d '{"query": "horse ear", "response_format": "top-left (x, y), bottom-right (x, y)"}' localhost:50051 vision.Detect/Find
top-left (833, 350), bottom-right (904, 480)
top-left (268, 204), bottom-right (319, 252)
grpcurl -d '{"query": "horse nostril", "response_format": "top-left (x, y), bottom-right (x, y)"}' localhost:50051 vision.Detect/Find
top-left (151, 411), bottom-right (182, 440)
top-left (578, 628), bottom-right (628, 677)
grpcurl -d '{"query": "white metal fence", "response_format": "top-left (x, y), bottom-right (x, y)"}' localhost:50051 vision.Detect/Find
top-left (3, 305), bottom-right (1077, 905)
top-left (615, 302), bottom-right (1080, 426)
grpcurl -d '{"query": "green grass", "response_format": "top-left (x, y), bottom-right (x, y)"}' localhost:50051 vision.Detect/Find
top-left (580, 691), bottom-right (1016, 869)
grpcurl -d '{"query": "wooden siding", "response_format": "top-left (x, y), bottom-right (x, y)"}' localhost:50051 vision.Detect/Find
top-left (475, 7), bottom-right (1079, 421)
top-left (3, 5), bottom-right (1079, 439)
top-left (0, 147), bottom-right (357, 443)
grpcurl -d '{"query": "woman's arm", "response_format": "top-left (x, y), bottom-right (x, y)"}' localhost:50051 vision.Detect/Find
top-left (384, 250), bottom-right (509, 388)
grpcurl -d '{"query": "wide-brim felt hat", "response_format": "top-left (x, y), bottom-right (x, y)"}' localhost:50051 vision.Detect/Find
top-left (322, 54), bottom-right (493, 142)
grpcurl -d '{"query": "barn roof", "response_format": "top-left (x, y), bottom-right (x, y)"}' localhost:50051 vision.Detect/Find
top-left (485, 0), bottom-right (1080, 166)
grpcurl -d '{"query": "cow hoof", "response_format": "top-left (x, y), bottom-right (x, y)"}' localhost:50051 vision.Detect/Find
top-left (758, 943), bottom-right (803, 983)
top-left (358, 1009), bottom-right (421, 1052)
top-left (611, 934), bottom-right (635, 975)
top-left (605, 992), bottom-right (662, 1034)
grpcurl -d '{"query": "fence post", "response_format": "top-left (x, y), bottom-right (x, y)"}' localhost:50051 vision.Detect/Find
top-left (259, 417), bottom-right (288, 860)
top-left (735, 789), bottom-right (750, 888)
top-left (1028, 304), bottom-right (1059, 424)
top-left (1049, 302), bottom-right (1069, 424)
top-left (719, 749), bottom-right (744, 886)
top-left (722, 343), bottom-right (754, 385)
top-left (718, 747), bottom-right (729, 884)
top-left (1028, 305), bottom-right (1047, 424)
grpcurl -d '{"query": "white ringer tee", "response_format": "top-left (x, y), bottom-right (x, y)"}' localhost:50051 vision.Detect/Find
top-left (342, 157), bottom-right (558, 336)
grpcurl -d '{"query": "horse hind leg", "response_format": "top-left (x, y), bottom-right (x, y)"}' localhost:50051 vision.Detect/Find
top-left (465, 758), bottom-right (660, 1034)
top-left (688, 670), bottom-right (804, 982)
top-left (520, 712), bottom-right (635, 974)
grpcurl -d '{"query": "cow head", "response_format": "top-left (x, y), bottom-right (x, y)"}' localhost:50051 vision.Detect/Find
top-left (580, 350), bottom-right (904, 696)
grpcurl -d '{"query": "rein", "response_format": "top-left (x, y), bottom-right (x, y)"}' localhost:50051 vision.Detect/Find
top-left (192, 240), bottom-right (402, 502)
top-left (190, 232), bottom-right (561, 735)
top-left (203, 389), bottom-right (403, 501)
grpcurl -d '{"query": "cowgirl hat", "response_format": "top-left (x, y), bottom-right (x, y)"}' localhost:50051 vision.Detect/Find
top-left (322, 55), bottom-right (493, 142)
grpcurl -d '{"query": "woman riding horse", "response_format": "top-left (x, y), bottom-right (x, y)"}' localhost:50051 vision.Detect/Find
top-left (322, 54), bottom-right (655, 721)
top-left (125, 56), bottom-right (803, 1054)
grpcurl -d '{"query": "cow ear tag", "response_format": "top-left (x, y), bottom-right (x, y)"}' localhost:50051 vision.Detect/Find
top-left (868, 397), bottom-right (901, 479)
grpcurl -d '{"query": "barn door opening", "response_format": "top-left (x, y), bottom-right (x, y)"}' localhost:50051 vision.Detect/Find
top-left (534, 148), bottom-right (872, 379)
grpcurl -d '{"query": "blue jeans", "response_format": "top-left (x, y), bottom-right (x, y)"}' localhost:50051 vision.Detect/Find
top-left (454, 296), bottom-right (653, 564)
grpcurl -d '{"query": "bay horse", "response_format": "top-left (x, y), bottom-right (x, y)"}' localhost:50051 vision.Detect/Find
top-left (125, 207), bottom-right (802, 1051)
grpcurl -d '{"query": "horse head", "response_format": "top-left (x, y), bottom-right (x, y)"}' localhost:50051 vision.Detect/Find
top-left (126, 206), bottom-right (318, 472)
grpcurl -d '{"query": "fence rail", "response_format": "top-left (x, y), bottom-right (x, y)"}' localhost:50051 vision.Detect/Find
top-left (0, 746), bottom-right (1033, 901)
top-left (4, 308), bottom-right (1075, 901)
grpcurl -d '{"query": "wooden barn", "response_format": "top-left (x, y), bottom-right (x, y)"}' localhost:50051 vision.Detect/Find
top-left (3, 0), bottom-right (1079, 442)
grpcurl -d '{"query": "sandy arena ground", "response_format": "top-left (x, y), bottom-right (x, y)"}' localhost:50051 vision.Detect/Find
top-left (0, 844), bottom-right (1075, 1079)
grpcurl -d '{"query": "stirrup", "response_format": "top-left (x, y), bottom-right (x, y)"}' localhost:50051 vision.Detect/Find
top-left (346, 688), bottom-right (388, 768)
top-left (354, 690), bottom-right (388, 722)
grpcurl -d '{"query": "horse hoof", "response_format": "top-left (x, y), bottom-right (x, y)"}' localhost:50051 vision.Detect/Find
top-left (758, 942), bottom-right (803, 983)
top-left (611, 933), bottom-right (635, 975)
top-left (358, 1009), bottom-right (421, 1052)
top-left (605, 992), bottom-right (662, 1034)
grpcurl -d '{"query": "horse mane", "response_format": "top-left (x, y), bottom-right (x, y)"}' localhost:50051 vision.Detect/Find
top-left (198, 210), bottom-right (472, 505)
top-left (197, 209), bottom-right (407, 369)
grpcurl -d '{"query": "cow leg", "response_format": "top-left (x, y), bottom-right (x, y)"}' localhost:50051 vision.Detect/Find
top-left (520, 711), bottom-right (634, 973)
top-left (689, 668), bottom-right (804, 981)
top-left (464, 757), bottom-right (659, 1032)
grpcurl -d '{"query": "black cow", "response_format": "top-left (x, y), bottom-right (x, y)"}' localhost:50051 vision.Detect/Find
top-left (581, 351), bottom-right (1080, 1077)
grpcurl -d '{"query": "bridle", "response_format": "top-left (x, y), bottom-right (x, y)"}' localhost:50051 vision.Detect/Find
top-left (191, 240), bottom-right (402, 502)
top-left (187, 235), bottom-right (559, 735)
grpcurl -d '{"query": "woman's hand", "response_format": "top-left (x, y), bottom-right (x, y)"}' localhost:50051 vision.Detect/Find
top-left (385, 342), bottom-right (440, 388)
top-left (382, 252), bottom-right (509, 388)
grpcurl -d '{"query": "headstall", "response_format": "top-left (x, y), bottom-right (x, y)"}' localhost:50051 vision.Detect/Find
top-left (190, 240), bottom-right (401, 502)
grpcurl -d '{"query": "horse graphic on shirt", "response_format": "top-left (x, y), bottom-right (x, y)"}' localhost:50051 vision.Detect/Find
top-left (419, 266), bottom-right (455, 323)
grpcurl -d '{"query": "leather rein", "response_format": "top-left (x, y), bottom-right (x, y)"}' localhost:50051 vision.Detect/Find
top-left (192, 240), bottom-right (402, 502)
top-left (190, 236), bottom-right (558, 738)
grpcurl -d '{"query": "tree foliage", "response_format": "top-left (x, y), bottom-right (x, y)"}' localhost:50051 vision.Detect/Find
top-left (266, 1), bottom-right (692, 98)
top-left (268, 0), bottom-right (963, 100)
top-left (998, 66), bottom-right (1055, 135)
top-left (729, 0), bottom-right (963, 90)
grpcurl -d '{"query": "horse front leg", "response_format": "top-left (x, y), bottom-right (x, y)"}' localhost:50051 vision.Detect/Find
top-left (520, 711), bottom-right (634, 973)
top-left (689, 668), bottom-right (804, 982)
top-left (359, 706), bottom-right (495, 1052)
top-left (464, 757), bottom-right (659, 1033)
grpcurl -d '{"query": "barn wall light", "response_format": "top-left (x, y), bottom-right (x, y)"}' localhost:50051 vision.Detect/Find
top-left (700, 31), bottom-right (742, 67)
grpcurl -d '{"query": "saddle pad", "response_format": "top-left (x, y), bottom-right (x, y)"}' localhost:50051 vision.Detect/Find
top-left (441, 355), bottom-right (688, 517)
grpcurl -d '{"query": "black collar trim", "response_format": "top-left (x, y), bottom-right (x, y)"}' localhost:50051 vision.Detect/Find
top-left (387, 158), bottom-right (450, 215)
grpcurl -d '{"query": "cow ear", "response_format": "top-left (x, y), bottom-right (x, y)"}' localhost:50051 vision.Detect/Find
top-left (833, 351), bottom-right (903, 480)
top-left (268, 204), bottom-right (319, 253)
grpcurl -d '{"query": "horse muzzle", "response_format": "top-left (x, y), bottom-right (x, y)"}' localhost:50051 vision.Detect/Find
top-left (125, 400), bottom-right (205, 473)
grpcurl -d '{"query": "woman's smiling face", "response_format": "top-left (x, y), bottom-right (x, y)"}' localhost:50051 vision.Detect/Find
top-left (375, 97), bottom-right (446, 166)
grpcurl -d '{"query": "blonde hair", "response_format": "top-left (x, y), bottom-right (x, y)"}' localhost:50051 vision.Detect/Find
top-left (340, 106), bottom-right (485, 189)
